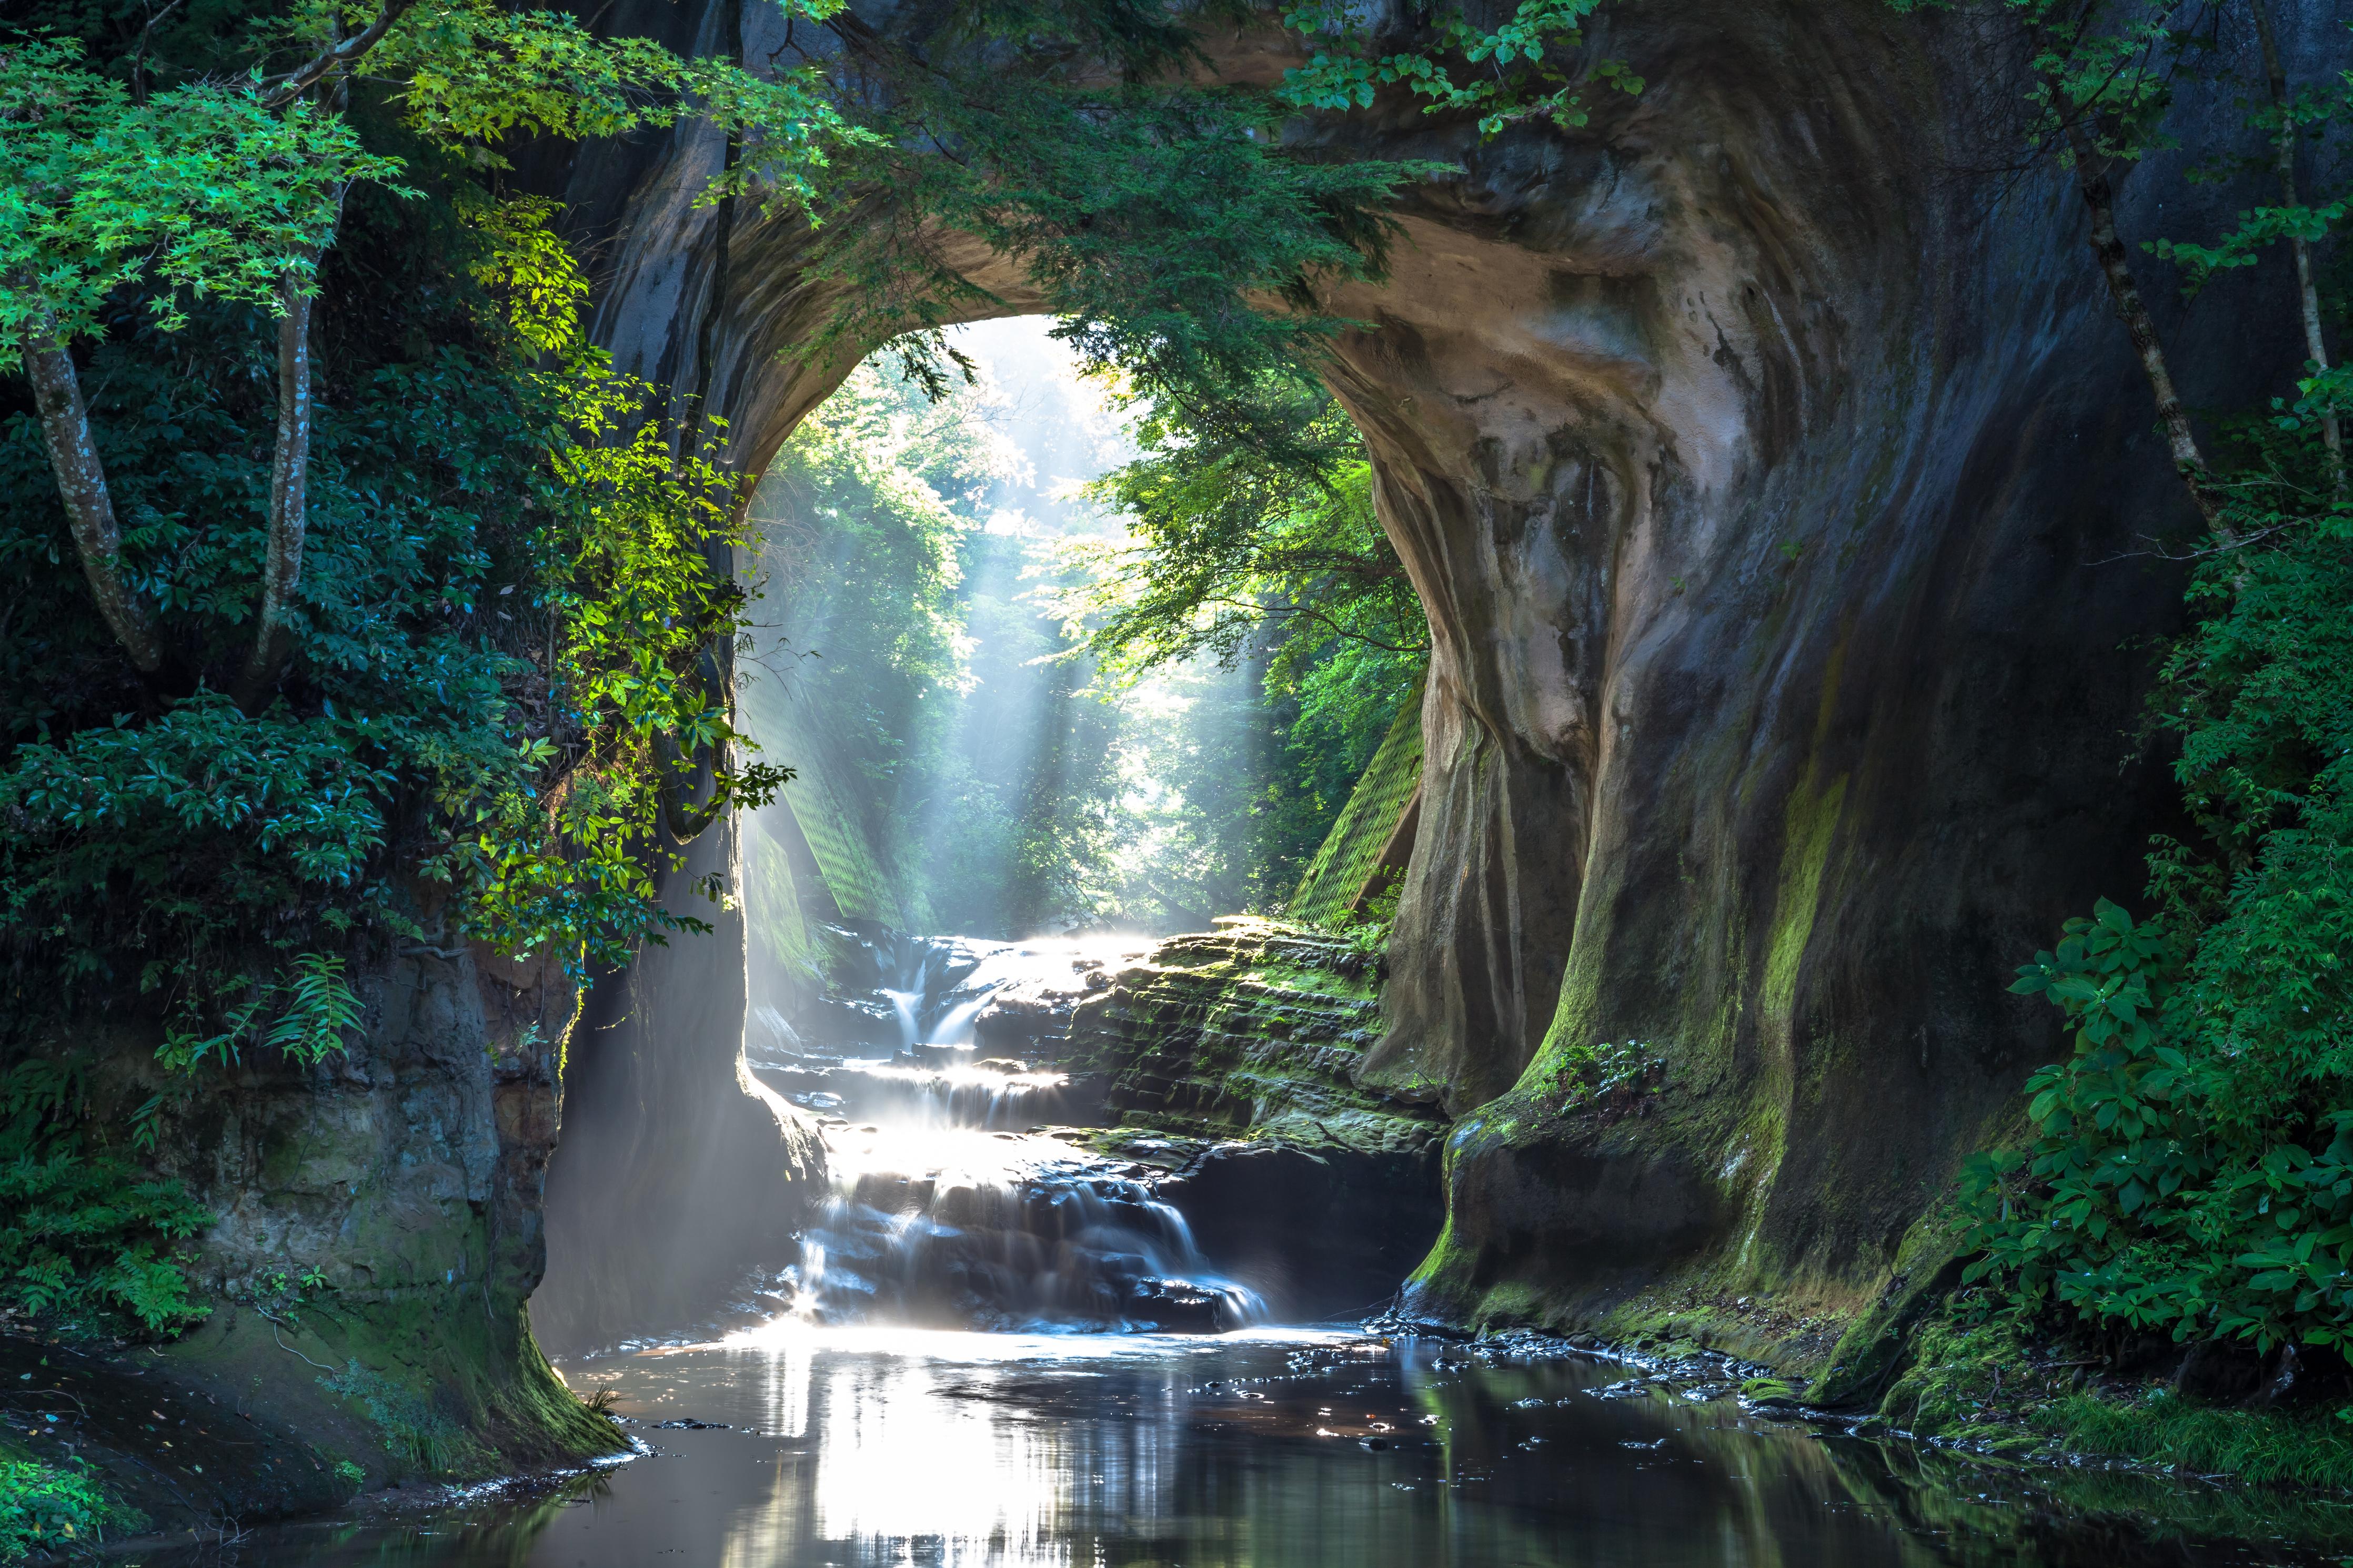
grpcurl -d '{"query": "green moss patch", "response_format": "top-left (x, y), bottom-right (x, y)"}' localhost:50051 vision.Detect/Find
top-left (1878, 1308), bottom-right (2353, 1492)
top-left (1069, 918), bottom-right (1439, 1158)
top-left (739, 685), bottom-right (927, 930)
top-left (1286, 682), bottom-right (1423, 928)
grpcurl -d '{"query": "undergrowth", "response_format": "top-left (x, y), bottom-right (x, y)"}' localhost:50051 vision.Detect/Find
top-left (0, 1059), bottom-right (208, 1336)
top-left (1881, 1309), bottom-right (2353, 1491)
top-left (0, 1449), bottom-right (140, 1563)
top-left (321, 1360), bottom-right (486, 1476)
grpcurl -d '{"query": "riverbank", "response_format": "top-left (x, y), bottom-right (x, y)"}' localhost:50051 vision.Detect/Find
top-left (1400, 1313), bottom-right (2353, 1542)
top-left (0, 1304), bottom-right (618, 1563)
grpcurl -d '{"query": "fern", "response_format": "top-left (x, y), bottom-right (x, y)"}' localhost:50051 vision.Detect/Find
top-left (264, 953), bottom-right (363, 1065)
top-left (0, 1060), bottom-right (209, 1336)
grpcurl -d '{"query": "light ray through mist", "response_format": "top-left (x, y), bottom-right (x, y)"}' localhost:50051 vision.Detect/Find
top-left (740, 315), bottom-right (1266, 944)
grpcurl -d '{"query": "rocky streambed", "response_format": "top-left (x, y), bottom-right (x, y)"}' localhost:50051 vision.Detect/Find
top-left (737, 918), bottom-right (1447, 1330)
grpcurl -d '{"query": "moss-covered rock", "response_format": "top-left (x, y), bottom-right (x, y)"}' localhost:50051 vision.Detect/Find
top-left (1065, 918), bottom-right (1446, 1314)
top-left (1286, 684), bottom-right (1425, 930)
top-left (737, 673), bottom-right (929, 933)
top-left (4, 939), bottom-right (622, 1540)
top-left (1070, 918), bottom-right (1432, 1153)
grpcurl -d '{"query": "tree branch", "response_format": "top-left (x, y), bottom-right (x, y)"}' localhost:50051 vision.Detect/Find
top-left (19, 315), bottom-right (167, 673)
top-left (257, 0), bottom-right (416, 109)
top-left (2060, 115), bottom-right (2226, 533)
top-left (133, 0), bottom-right (187, 108)
top-left (1199, 596), bottom-right (1429, 654)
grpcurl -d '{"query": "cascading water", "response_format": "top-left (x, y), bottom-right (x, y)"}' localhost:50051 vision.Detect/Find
top-left (755, 934), bottom-right (1266, 1334)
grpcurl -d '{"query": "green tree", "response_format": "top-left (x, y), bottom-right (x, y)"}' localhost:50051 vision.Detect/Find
top-left (2, 37), bottom-right (394, 676)
top-left (1059, 376), bottom-right (1427, 913)
top-left (1949, 2), bottom-right (2353, 1356)
top-left (1275, 0), bottom-right (1643, 137)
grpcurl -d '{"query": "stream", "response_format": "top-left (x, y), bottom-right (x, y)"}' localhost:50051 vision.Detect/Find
top-left (746, 932), bottom-right (1270, 1334)
top-left (140, 1329), bottom-right (2350, 1566)
top-left (149, 934), bottom-right (2353, 1566)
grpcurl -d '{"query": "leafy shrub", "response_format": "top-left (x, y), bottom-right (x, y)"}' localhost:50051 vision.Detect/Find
top-left (1965, 443), bottom-right (2353, 1353)
top-left (0, 173), bottom-right (783, 1042)
top-left (0, 1453), bottom-right (140, 1564)
top-left (1542, 1038), bottom-right (1667, 1116)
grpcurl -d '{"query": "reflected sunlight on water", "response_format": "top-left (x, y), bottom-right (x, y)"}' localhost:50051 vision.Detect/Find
top-left (148, 1329), bottom-right (2353, 1568)
top-left (702, 1328), bottom-right (1347, 1566)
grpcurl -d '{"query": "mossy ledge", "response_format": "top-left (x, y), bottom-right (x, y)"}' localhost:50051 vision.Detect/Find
top-left (1065, 918), bottom-right (1447, 1316)
top-left (1072, 916), bottom-right (1436, 1156)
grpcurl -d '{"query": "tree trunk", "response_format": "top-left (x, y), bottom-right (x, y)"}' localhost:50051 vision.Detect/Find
top-left (2247, 0), bottom-right (2344, 485)
top-left (20, 319), bottom-right (167, 673)
top-left (2059, 117), bottom-right (2226, 534)
top-left (238, 269), bottom-right (316, 705)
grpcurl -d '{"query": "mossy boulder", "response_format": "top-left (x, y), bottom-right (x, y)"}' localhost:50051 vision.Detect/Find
top-left (1066, 918), bottom-right (1447, 1314)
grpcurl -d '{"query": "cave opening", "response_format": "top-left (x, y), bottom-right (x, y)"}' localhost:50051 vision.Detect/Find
top-left (539, 313), bottom-right (1434, 1349)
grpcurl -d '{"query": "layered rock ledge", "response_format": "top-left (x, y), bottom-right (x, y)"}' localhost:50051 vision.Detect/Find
top-left (1067, 919), bottom-right (1447, 1317)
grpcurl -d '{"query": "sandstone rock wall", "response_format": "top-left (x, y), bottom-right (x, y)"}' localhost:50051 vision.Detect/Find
top-left (1319, 1), bottom-right (2339, 1354)
top-left (532, 816), bottom-right (826, 1357)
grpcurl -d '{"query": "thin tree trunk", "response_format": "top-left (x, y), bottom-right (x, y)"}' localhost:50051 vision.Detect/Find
top-left (19, 317), bottom-right (166, 673)
top-left (238, 269), bottom-right (315, 705)
top-left (658, 0), bottom-right (746, 847)
top-left (2247, 0), bottom-right (2344, 484)
top-left (2060, 117), bottom-right (2227, 533)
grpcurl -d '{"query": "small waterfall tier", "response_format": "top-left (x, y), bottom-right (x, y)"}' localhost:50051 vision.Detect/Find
top-left (750, 933), bottom-right (1265, 1333)
top-left (792, 1126), bottom-right (1262, 1331)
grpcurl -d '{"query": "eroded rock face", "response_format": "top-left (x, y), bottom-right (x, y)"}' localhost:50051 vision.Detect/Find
top-left (51, 940), bottom-right (611, 1519)
top-left (153, 945), bottom-right (568, 1311)
top-left (1312, 1), bottom-right (2332, 1350)
top-left (538, 0), bottom-right (2340, 1350)
top-left (533, 816), bottom-right (826, 1356)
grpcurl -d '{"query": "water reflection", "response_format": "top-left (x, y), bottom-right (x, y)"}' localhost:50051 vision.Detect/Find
top-left (157, 1329), bottom-right (2351, 1568)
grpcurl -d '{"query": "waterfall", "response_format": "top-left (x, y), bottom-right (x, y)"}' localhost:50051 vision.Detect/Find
top-left (788, 1125), bottom-right (1263, 1332)
top-left (883, 988), bottom-right (922, 1053)
top-left (759, 935), bottom-right (1265, 1333)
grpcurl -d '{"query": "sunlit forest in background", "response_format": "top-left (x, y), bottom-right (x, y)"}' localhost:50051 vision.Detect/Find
top-left (740, 318), bottom-right (1424, 939)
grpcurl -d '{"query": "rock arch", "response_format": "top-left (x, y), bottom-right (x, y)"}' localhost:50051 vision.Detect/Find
top-left (532, 0), bottom-right (2328, 1354)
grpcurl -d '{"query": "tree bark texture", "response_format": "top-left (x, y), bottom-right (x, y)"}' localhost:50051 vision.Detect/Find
top-left (2248, 0), bottom-right (2344, 482)
top-left (20, 319), bottom-right (167, 673)
top-left (240, 269), bottom-right (316, 701)
top-left (2060, 116), bottom-right (2224, 529)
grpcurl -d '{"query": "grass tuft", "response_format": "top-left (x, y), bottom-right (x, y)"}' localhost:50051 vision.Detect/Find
top-left (1879, 1309), bottom-right (2353, 1492)
top-left (2054, 1391), bottom-right (2353, 1489)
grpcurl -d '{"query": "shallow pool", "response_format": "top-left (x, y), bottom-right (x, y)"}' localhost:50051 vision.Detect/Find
top-left (153, 1326), bottom-right (2352, 1566)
